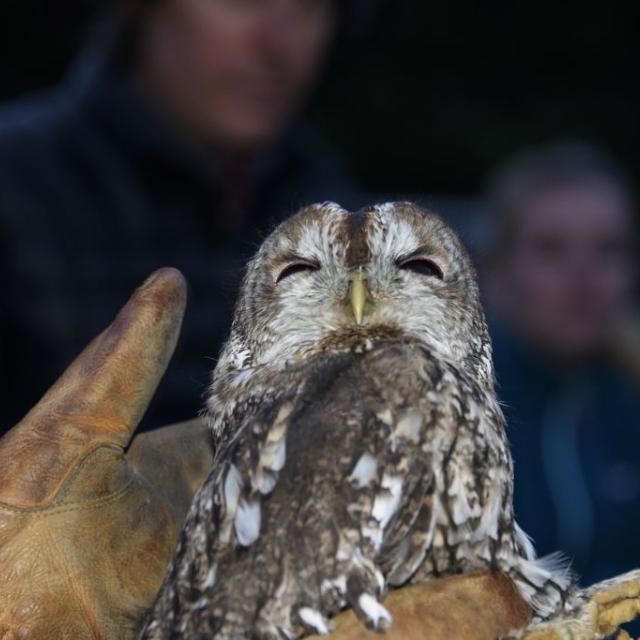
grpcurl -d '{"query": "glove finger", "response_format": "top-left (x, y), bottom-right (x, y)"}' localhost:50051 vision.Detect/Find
top-left (317, 573), bottom-right (531, 640)
top-left (0, 267), bottom-right (187, 508)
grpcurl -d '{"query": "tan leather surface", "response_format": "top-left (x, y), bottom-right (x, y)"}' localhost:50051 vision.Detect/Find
top-left (321, 572), bottom-right (531, 640)
top-left (0, 268), bottom-right (187, 509)
top-left (0, 269), bottom-right (215, 639)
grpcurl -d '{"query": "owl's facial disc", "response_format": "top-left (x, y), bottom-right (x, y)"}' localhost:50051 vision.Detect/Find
top-left (213, 201), bottom-right (495, 391)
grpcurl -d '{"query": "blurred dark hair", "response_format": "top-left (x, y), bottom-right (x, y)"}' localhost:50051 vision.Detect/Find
top-left (97, 0), bottom-right (378, 67)
top-left (487, 141), bottom-right (635, 259)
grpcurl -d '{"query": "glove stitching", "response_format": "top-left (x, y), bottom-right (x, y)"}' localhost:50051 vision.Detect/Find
top-left (0, 477), bottom-right (136, 517)
top-left (0, 444), bottom-right (134, 514)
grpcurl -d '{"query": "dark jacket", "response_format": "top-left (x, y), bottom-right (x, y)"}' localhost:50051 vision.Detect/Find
top-left (491, 322), bottom-right (640, 586)
top-left (0, 48), bottom-right (363, 432)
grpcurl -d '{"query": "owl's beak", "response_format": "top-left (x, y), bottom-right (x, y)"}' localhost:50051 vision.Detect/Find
top-left (349, 272), bottom-right (369, 324)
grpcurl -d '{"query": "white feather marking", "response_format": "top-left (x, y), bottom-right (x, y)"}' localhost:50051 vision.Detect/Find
top-left (518, 561), bottom-right (554, 588)
top-left (193, 598), bottom-right (209, 611)
top-left (225, 345), bottom-right (252, 371)
top-left (299, 608), bottom-right (330, 635)
top-left (515, 521), bottom-right (536, 560)
top-left (432, 529), bottom-right (445, 547)
top-left (321, 576), bottom-right (347, 598)
top-left (534, 552), bottom-right (573, 588)
top-left (229, 368), bottom-right (252, 387)
top-left (480, 490), bottom-right (502, 540)
top-left (224, 464), bottom-right (243, 511)
top-left (349, 453), bottom-right (378, 487)
top-left (372, 474), bottom-right (403, 529)
top-left (256, 468), bottom-right (278, 495)
top-left (274, 402), bottom-right (294, 425)
top-left (362, 525), bottom-right (383, 550)
top-left (336, 537), bottom-right (352, 562)
top-left (394, 409), bottom-right (423, 443)
top-left (372, 566), bottom-right (385, 592)
top-left (358, 594), bottom-right (392, 629)
top-left (269, 438), bottom-right (286, 471)
top-left (513, 552), bottom-right (573, 618)
top-left (234, 498), bottom-right (261, 546)
top-left (266, 421), bottom-right (288, 444)
top-left (259, 437), bottom-right (287, 472)
top-left (203, 566), bottom-right (216, 589)
top-left (448, 473), bottom-right (473, 525)
top-left (516, 580), bottom-right (537, 603)
top-left (476, 539), bottom-right (492, 563)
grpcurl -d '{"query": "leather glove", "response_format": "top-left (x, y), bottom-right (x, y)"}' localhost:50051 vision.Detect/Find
top-left (0, 269), bottom-right (214, 639)
top-left (323, 569), bottom-right (640, 640)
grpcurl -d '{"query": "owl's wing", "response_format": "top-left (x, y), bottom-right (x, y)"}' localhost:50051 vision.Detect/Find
top-left (140, 341), bottom-right (466, 639)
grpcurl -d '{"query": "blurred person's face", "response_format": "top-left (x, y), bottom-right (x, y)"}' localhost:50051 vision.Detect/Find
top-left (492, 181), bottom-right (636, 365)
top-left (135, 0), bottom-right (336, 151)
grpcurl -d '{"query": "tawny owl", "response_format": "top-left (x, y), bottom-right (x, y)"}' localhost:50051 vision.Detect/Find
top-left (140, 202), bottom-right (574, 639)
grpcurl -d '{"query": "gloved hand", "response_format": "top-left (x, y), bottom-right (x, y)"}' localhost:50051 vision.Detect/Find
top-left (0, 269), bottom-right (214, 639)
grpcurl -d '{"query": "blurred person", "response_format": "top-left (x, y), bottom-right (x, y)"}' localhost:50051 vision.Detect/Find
top-left (0, 0), bottom-right (368, 432)
top-left (484, 142), bottom-right (640, 585)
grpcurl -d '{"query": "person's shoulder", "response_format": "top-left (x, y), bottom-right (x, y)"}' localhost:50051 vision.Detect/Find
top-left (599, 364), bottom-right (640, 418)
top-left (0, 88), bottom-right (67, 156)
top-left (0, 88), bottom-right (76, 234)
top-left (0, 85), bottom-right (81, 214)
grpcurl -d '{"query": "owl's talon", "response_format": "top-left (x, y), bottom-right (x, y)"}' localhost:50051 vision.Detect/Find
top-left (354, 593), bottom-right (392, 632)
top-left (297, 607), bottom-right (332, 635)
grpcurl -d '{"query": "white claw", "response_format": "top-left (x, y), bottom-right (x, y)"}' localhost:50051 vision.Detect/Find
top-left (358, 594), bottom-right (392, 631)
top-left (299, 607), bottom-right (331, 635)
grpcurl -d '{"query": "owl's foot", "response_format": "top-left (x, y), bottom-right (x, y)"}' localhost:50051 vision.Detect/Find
top-left (351, 593), bottom-right (392, 632)
top-left (345, 571), bottom-right (392, 633)
top-left (317, 549), bottom-right (392, 633)
top-left (249, 550), bottom-right (389, 638)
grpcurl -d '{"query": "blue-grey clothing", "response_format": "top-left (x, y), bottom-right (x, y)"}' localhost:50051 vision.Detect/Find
top-left (492, 325), bottom-right (640, 586)
top-left (0, 51), bottom-right (362, 432)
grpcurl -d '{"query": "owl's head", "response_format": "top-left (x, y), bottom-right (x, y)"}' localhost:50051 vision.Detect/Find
top-left (213, 202), bottom-right (494, 396)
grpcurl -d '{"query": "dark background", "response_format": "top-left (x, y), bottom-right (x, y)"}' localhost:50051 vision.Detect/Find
top-left (0, 0), bottom-right (636, 196)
